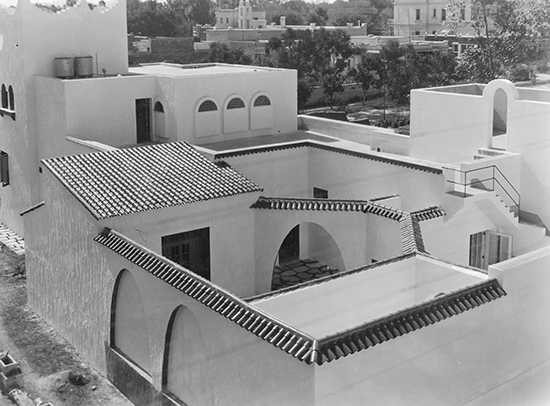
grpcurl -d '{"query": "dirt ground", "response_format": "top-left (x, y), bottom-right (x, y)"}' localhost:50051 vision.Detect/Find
top-left (0, 246), bottom-right (133, 406)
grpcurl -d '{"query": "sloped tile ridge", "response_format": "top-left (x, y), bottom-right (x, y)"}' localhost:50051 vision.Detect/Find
top-left (314, 278), bottom-right (506, 365)
top-left (245, 253), bottom-right (418, 303)
top-left (251, 196), bottom-right (404, 220)
top-left (94, 228), bottom-right (318, 364)
top-left (43, 142), bottom-right (262, 220)
top-left (399, 214), bottom-right (427, 254)
top-left (214, 141), bottom-right (443, 174)
top-left (410, 205), bottom-right (446, 221)
top-left (65, 136), bottom-right (119, 152)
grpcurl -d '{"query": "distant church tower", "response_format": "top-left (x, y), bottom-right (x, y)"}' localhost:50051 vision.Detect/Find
top-left (238, 0), bottom-right (252, 29)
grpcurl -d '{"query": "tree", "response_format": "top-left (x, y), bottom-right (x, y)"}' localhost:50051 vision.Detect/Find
top-left (445, 0), bottom-right (550, 82)
top-left (266, 28), bottom-right (356, 108)
top-left (350, 50), bottom-right (382, 103)
top-left (377, 40), bottom-right (463, 105)
top-left (208, 43), bottom-right (252, 65)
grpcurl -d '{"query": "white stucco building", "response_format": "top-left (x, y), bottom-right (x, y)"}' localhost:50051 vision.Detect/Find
top-left (1, 0), bottom-right (550, 405)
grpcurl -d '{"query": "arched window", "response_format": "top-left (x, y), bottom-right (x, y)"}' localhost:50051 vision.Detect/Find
top-left (154, 101), bottom-right (167, 138)
top-left (154, 101), bottom-right (164, 113)
top-left (1, 85), bottom-right (7, 109)
top-left (253, 95), bottom-right (271, 107)
top-left (198, 100), bottom-right (217, 112)
top-left (227, 97), bottom-right (245, 109)
top-left (8, 86), bottom-right (14, 111)
top-left (250, 94), bottom-right (273, 130)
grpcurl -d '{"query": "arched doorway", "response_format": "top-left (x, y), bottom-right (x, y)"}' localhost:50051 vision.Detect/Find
top-left (272, 222), bottom-right (345, 290)
top-left (491, 88), bottom-right (508, 149)
top-left (162, 306), bottom-right (212, 405)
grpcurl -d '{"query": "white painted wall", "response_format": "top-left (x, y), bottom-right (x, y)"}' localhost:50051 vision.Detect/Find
top-left (314, 245), bottom-right (550, 406)
top-left (410, 87), bottom-right (488, 164)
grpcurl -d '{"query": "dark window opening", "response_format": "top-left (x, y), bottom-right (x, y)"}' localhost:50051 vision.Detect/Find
top-left (460, 7), bottom-right (465, 20)
top-left (162, 228), bottom-right (210, 280)
top-left (313, 187), bottom-right (328, 199)
top-left (154, 101), bottom-right (164, 113)
top-left (1, 85), bottom-right (7, 109)
top-left (415, 8), bottom-right (420, 20)
top-left (135, 98), bottom-right (151, 144)
top-left (253, 95), bottom-right (271, 107)
top-left (441, 8), bottom-right (446, 20)
top-left (8, 86), bottom-right (14, 111)
top-left (198, 100), bottom-right (217, 112)
top-left (433, 8), bottom-right (436, 18)
top-left (227, 97), bottom-right (245, 109)
top-left (0, 151), bottom-right (9, 187)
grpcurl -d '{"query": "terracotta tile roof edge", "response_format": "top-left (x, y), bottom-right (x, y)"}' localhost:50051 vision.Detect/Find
top-left (410, 205), bottom-right (446, 221)
top-left (41, 159), bottom-right (103, 220)
top-left (251, 196), bottom-right (405, 221)
top-left (252, 196), bottom-right (428, 256)
top-left (213, 141), bottom-right (443, 174)
top-left (94, 228), bottom-right (318, 364)
top-left (314, 278), bottom-right (506, 365)
top-left (245, 253), bottom-right (418, 303)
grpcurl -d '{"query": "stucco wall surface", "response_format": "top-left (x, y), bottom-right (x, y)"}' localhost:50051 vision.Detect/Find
top-left (105, 192), bottom-right (261, 297)
top-left (173, 69), bottom-right (297, 143)
top-left (409, 89), bottom-right (488, 164)
top-left (314, 246), bottom-right (550, 406)
top-left (224, 147), bottom-right (310, 198)
top-left (24, 170), bottom-right (112, 372)
top-left (307, 147), bottom-right (444, 212)
top-left (120, 266), bottom-right (315, 406)
top-left (507, 100), bottom-right (550, 229)
top-left (298, 115), bottom-right (410, 155)
top-left (63, 75), bottom-right (156, 145)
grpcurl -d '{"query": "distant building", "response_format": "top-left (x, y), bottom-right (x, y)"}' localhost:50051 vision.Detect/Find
top-left (391, 0), bottom-right (497, 38)
top-left (215, 0), bottom-right (266, 29)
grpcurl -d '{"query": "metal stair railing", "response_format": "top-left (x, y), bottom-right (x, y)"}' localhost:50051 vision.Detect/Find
top-left (443, 165), bottom-right (520, 211)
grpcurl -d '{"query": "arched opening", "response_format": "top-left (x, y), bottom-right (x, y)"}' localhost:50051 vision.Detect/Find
top-left (111, 269), bottom-right (151, 374)
top-left (272, 222), bottom-right (344, 290)
top-left (153, 101), bottom-right (166, 139)
top-left (1, 85), bottom-right (7, 109)
top-left (7, 86), bottom-right (14, 111)
top-left (162, 306), bottom-right (211, 405)
top-left (492, 88), bottom-right (508, 149)
top-left (195, 99), bottom-right (221, 137)
top-left (224, 95), bottom-right (247, 133)
top-left (250, 94), bottom-right (273, 130)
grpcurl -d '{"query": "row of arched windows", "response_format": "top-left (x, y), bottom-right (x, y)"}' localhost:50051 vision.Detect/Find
top-left (197, 95), bottom-right (271, 113)
top-left (195, 94), bottom-right (273, 137)
top-left (0, 84), bottom-right (15, 120)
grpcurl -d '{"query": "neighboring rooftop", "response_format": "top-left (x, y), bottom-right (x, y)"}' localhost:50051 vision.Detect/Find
top-left (42, 142), bottom-right (262, 219)
top-left (129, 62), bottom-right (280, 77)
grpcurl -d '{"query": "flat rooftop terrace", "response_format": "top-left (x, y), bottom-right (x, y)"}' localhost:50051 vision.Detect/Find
top-left (253, 255), bottom-right (487, 338)
top-left (129, 62), bottom-right (279, 77)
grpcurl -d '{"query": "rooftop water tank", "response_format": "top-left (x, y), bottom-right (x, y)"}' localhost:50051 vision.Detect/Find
top-left (74, 55), bottom-right (94, 78)
top-left (54, 57), bottom-right (74, 79)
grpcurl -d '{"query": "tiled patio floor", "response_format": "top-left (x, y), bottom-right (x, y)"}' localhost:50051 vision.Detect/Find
top-left (272, 259), bottom-right (339, 290)
top-left (0, 224), bottom-right (25, 256)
